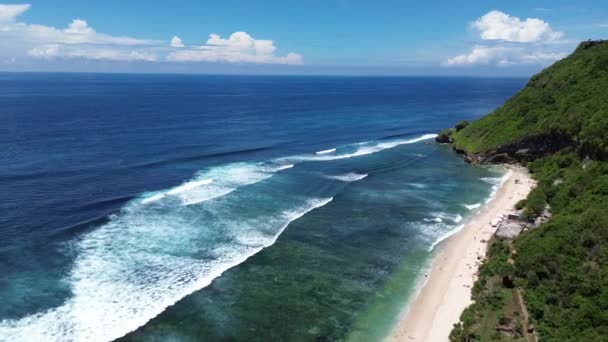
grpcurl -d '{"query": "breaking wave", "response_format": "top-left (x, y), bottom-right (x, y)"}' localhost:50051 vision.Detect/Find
top-left (463, 202), bottom-right (482, 210)
top-left (315, 148), bottom-right (336, 155)
top-left (0, 192), bottom-right (333, 341)
top-left (279, 134), bottom-right (437, 163)
top-left (325, 173), bottom-right (368, 182)
top-left (0, 133), bottom-right (437, 341)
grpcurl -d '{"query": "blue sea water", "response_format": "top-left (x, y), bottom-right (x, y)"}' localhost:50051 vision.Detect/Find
top-left (0, 74), bottom-right (525, 341)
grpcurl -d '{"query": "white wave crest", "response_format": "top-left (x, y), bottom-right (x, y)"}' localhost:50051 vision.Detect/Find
top-left (167, 179), bottom-right (213, 196)
top-left (315, 148), bottom-right (336, 155)
top-left (0, 196), bottom-right (334, 342)
top-left (141, 193), bottom-right (166, 205)
top-left (428, 224), bottom-right (464, 251)
top-left (325, 173), bottom-right (368, 182)
top-left (481, 177), bottom-right (501, 184)
top-left (484, 170), bottom-right (512, 204)
top-left (425, 212), bottom-right (462, 224)
top-left (140, 163), bottom-right (282, 206)
top-left (279, 134), bottom-right (437, 163)
top-left (274, 164), bottom-right (294, 171)
top-left (463, 202), bottom-right (482, 210)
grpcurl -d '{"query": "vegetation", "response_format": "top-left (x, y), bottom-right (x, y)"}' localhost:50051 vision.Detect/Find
top-left (455, 120), bottom-right (470, 132)
top-left (452, 40), bottom-right (608, 159)
top-left (450, 241), bottom-right (529, 341)
top-left (449, 41), bottom-right (608, 341)
top-left (436, 127), bottom-right (456, 143)
top-left (515, 154), bottom-right (608, 341)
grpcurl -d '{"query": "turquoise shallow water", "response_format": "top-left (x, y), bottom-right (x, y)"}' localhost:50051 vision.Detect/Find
top-left (119, 142), bottom-right (502, 342)
top-left (0, 74), bottom-right (521, 341)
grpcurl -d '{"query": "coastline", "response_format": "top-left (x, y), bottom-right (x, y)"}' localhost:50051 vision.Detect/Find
top-left (387, 164), bottom-right (534, 342)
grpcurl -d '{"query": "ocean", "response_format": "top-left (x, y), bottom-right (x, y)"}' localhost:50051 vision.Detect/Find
top-left (0, 73), bottom-right (525, 341)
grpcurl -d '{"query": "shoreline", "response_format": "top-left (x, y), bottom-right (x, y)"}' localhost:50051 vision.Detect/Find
top-left (387, 164), bottom-right (534, 342)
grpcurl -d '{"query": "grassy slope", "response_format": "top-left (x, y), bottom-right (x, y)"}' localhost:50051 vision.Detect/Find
top-left (449, 41), bottom-right (608, 341)
top-left (452, 41), bottom-right (608, 158)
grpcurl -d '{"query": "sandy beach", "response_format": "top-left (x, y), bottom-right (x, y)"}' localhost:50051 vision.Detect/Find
top-left (387, 165), bottom-right (534, 342)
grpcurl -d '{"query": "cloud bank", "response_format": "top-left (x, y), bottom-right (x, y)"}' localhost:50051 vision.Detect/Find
top-left (167, 32), bottom-right (302, 64)
top-left (0, 4), bottom-right (302, 65)
top-left (445, 10), bottom-right (568, 67)
top-left (473, 10), bottom-right (562, 43)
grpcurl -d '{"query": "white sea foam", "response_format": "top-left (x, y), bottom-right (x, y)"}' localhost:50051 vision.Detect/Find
top-left (463, 202), bottom-right (482, 210)
top-left (427, 170), bottom-right (512, 251)
top-left (279, 134), bottom-right (437, 163)
top-left (0, 133), bottom-right (438, 340)
top-left (408, 183), bottom-right (427, 189)
top-left (167, 179), bottom-right (213, 196)
top-left (0, 195), bottom-right (334, 342)
top-left (425, 212), bottom-right (462, 224)
top-left (275, 164), bottom-right (294, 171)
top-left (315, 148), bottom-right (336, 155)
top-left (484, 170), bottom-right (512, 204)
top-left (141, 193), bottom-right (166, 205)
top-left (325, 173), bottom-right (368, 182)
top-left (428, 224), bottom-right (464, 251)
top-left (481, 176), bottom-right (504, 185)
top-left (140, 163), bottom-right (284, 206)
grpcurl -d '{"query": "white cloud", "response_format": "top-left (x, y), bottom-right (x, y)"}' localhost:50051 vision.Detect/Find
top-left (444, 45), bottom-right (566, 66)
top-left (27, 44), bottom-right (158, 61)
top-left (167, 32), bottom-right (303, 65)
top-left (0, 4), bottom-right (302, 66)
top-left (33, 18), bottom-right (156, 45)
top-left (64, 19), bottom-right (93, 35)
top-left (27, 44), bottom-right (60, 58)
top-left (0, 4), bottom-right (29, 22)
top-left (67, 49), bottom-right (158, 61)
top-left (444, 10), bottom-right (569, 67)
top-left (472, 10), bottom-right (562, 43)
top-left (170, 35), bottom-right (184, 48)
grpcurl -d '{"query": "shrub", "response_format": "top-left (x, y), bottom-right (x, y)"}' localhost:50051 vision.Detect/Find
top-left (455, 120), bottom-right (470, 131)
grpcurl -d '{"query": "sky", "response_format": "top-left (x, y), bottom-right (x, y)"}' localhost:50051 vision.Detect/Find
top-left (0, 0), bottom-right (606, 76)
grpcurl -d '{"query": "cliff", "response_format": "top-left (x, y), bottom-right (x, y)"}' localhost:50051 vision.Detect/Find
top-left (448, 41), bottom-right (608, 341)
top-left (442, 40), bottom-right (608, 163)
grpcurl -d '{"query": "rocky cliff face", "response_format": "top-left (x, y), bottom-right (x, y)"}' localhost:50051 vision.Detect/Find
top-left (439, 40), bottom-right (608, 164)
top-left (450, 131), bottom-right (574, 164)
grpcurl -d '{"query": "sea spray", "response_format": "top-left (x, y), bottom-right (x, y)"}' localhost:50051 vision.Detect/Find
top-left (325, 173), bottom-right (368, 182)
top-left (0, 135), bottom-right (440, 341)
top-left (0, 194), bottom-right (334, 342)
top-left (427, 168), bottom-right (509, 251)
top-left (279, 134), bottom-right (437, 163)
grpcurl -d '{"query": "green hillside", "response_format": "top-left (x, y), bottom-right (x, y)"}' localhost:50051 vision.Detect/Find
top-left (452, 40), bottom-right (608, 160)
top-left (448, 41), bottom-right (608, 342)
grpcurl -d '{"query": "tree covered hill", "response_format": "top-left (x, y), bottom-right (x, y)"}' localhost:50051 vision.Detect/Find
top-left (451, 40), bottom-right (608, 162)
top-left (448, 41), bottom-right (608, 341)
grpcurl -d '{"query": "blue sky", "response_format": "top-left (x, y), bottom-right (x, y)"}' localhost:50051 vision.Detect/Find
top-left (0, 0), bottom-right (606, 75)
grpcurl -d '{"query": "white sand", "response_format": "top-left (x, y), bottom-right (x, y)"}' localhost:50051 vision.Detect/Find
top-left (387, 165), bottom-right (534, 342)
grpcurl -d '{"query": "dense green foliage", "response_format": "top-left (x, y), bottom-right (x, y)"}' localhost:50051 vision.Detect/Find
top-left (455, 120), bottom-right (470, 131)
top-left (514, 155), bottom-right (608, 341)
top-left (452, 155), bottom-right (608, 342)
top-left (450, 41), bottom-right (608, 341)
top-left (451, 241), bottom-right (529, 341)
top-left (453, 41), bottom-right (608, 159)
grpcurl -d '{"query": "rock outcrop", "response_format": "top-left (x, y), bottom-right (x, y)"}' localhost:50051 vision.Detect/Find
top-left (444, 131), bottom-right (574, 165)
top-left (435, 128), bottom-right (455, 143)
